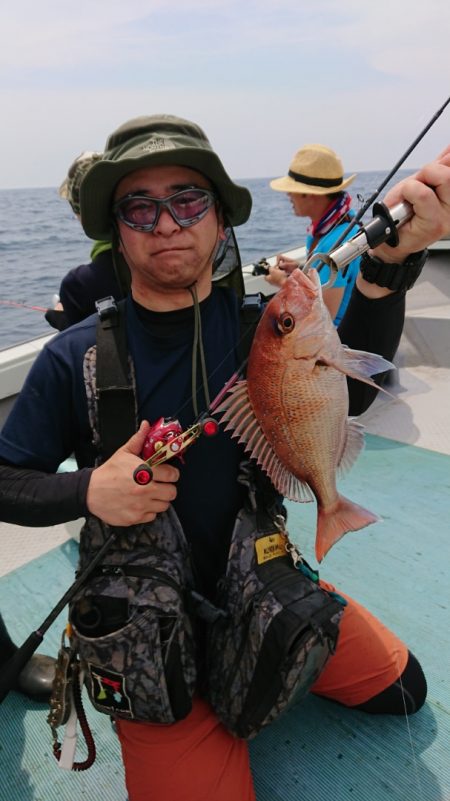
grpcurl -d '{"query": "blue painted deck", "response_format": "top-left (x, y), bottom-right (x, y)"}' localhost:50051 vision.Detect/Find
top-left (1, 433), bottom-right (449, 801)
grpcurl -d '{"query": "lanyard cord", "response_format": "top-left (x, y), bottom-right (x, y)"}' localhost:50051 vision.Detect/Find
top-left (187, 283), bottom-right (211, 418)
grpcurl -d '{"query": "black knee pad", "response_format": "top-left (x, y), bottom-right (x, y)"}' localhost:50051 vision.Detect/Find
top-left (355, 651), bottom-right (427, 715)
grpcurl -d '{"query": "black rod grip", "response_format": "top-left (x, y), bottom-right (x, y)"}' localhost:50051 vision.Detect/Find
top-left (0, 528), bottom-right (118, 704)
top-left (0, 631), bottom-right (43, 703)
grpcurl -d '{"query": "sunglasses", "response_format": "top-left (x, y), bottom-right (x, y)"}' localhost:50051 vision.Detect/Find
top-left (113, 187), bottom-right (217, 232)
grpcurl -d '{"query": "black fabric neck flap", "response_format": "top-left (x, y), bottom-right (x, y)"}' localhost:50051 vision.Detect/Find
top-left (212, 226), bottom-right (245, 301)
top-left (95, 298), bottom-right (136, 461)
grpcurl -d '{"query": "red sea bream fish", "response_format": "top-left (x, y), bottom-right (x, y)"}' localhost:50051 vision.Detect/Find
top-left (217, 268), bottom-right (394, 562)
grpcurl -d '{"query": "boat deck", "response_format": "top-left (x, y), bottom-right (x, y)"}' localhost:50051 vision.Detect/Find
top-left (0, 251), bottom-right (449, 801)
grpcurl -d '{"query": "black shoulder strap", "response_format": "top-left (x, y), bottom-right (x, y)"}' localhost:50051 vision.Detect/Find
top-left (94, 290), bottom-right (265, 460)
top-left (238, 292), bottom-right (266, 366)
top-left (95, 296), bottom-right (136, 461)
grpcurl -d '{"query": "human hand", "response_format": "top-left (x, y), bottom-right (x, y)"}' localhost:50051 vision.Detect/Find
top-left (264, 254), bottom-right (299, 287)
top-left (86, 420), bottom-right (179, 526)
top-left (372, 147), bottom-right (450, 264)
top-left (265, 264), bottom-right (287, 287)
top-left (276, 254), bottom-right (299, 274)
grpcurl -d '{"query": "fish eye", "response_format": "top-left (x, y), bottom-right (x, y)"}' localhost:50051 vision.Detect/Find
top-left (276, 312), bottom-right (295, 334)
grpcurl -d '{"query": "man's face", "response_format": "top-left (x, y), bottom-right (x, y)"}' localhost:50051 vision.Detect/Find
top-left (114, 164), bottom-right (225, 301)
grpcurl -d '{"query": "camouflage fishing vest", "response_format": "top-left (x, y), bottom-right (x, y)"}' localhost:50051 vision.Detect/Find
top-left (205, 467), bottom-right (345, 739)
top-left (70, 299), bottom-right (344, 734)
top-left (69, 341), bottom-right (198, 723)
top-left (70, 512), bottom-right (197, 723)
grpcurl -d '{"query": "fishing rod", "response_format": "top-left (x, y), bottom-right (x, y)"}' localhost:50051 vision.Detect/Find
top-left (301, 95), bottom-right (450, 278)
top-left (0, 529), bottom-right (119, 705)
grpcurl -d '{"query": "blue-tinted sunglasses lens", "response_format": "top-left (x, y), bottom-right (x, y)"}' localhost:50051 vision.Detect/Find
top-left (114, 189), bottom-right (215, 231)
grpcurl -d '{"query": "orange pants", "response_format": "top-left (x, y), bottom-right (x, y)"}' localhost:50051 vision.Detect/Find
top-left (116, 581), bottom-right (408, 801)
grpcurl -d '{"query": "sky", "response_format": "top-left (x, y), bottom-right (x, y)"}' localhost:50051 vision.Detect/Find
top-left (1, 0), bottom-right (450, 189)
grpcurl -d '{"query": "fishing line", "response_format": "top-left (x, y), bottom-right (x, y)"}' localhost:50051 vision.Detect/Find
top-left (394, 652), bottom-right (425, 801)
top-left (166, 329), bottom-right (248, 424)
top-left (0, 299), bottom-right (47, 312)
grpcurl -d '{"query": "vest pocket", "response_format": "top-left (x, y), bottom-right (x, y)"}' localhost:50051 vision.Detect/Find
top-left (206, 521), bottom-right (344, 739)
top-left (70, 573), bottom-right (196, 723)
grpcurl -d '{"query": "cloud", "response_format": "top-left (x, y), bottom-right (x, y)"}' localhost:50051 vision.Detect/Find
top-left (1, 0), bottom-right (449, 187)
top-left (3, 0), bottom-right (448, 77)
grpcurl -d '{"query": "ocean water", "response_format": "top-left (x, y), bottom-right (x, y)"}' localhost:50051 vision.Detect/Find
top-left (0, 170), bottom-right (414, 349)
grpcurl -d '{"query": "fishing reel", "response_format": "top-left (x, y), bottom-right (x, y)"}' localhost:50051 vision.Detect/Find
top-left (133, 414), bottom-right (219, 485)
top-left (252, 258), bottom-right (270, 276)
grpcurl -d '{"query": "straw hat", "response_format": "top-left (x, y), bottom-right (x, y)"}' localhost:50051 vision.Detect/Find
top-left (270, 144), bottom-right (356, 195)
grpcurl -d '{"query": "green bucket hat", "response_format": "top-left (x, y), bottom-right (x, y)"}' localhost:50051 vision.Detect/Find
top-left (80, 114), bottom-right (252, 240)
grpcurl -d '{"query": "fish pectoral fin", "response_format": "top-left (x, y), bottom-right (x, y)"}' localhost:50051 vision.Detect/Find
top-left (216, 379), bottom-right (314, 503)
top-left (337, 417), bottom-right (366, 476)
top-left (323, 347), bottom-right (396, 395)
top-left (340, 346), bottom-right (395, 376)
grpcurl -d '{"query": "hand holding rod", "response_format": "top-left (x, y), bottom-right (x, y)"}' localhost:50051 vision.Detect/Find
top-left (302, 95), bottom-right (450, 283)
top-left (303, 201), bottom-right (413, 285)
top-left (319, 95), bottom-right (450, 252)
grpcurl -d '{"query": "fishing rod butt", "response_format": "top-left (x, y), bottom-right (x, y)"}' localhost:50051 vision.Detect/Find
top-left (0, 630), bottom-right (44, 704)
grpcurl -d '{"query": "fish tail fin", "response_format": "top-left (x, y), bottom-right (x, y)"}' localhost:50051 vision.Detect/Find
top-left (315, 495), bottom-right (380, 562)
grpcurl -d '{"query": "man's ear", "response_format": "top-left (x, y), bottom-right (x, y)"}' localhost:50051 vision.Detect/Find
top-left (218, 224), bottom-right (227, 242)
top-left (217, 208), bottom-right (227, 241)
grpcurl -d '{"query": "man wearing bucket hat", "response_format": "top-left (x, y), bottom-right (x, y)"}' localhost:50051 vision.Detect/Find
top-left (45, 151), bottom-right (123, 331)
top-left (266, 144), bottom-right (361, 325)
top-left (1, 113), bottom-right (450, 800)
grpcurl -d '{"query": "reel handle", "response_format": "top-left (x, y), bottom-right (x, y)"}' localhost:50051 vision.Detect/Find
top-left (133, 465), bottom-right (153, 485)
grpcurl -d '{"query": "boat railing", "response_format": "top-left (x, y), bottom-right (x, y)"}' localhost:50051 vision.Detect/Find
top-left (0, 237), bottom-right (448, 425)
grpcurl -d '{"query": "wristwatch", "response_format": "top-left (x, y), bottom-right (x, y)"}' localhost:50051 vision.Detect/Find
top-left (359, 249), bottom-right (428, 292)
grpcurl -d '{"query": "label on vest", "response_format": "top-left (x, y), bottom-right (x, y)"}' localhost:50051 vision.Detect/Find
top-left (87, 663), bottom-right (132, 715)
top-left (255, 532), bottom-right (287, 564)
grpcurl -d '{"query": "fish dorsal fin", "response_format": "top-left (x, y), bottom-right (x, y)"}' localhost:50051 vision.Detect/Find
top-left (337, 417), bottom-right (366, 477)
top-left (216, 380), bottom-right (315, 502)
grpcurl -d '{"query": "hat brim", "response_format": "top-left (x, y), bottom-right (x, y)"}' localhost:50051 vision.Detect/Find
top-left (270, 173), bottom-right (356, 195)
top-left (80, 149), bottom-right (252, 241)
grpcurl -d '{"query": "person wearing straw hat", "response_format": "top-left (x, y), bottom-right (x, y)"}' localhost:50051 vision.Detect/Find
top-left (1, 114), bottom-right (449, 800)
top-left (267, 144), bottom-right (360, 325)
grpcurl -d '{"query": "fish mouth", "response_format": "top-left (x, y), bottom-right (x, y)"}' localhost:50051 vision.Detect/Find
top-left (287, 267), bottom-right (320, 297)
